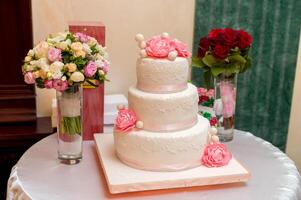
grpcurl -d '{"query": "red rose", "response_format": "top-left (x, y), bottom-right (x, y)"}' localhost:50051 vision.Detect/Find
top-left (210, 117), bottom-right (217, 126)
top-left (238, 30), bottom-right (252, 49)
top-left (208, 28), bottom-right (223, 46)
top-left (199, 95), bottom-right (209, 103)
top-left (197, 37), bottom-right (210, 57)
top-left (213, 44), bottom-right (229, 59)
top-left (222, 28), bottom-right (238, 48)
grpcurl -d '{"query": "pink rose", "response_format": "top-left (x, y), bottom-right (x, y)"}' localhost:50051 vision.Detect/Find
top-left (44, 80), bottom-right (53, 89)
top-left (174, 40), bottom-right (190, 58)
top-left (47, 47), bottom-right (62, 62)
top-left (201, 143), bottom-right (232, 167)
top-left (75, 32), bottom-right (89, 43)
top-left (198, 87), bottom-right (207, 96)
top-left (145, 36), bottom-right (175, 58)
top-left (53, 79), bottom-right (68, 92)
top-left (102, 61), bottom-right (109, 73)
top-left (84, 61), bottom-right (97, 77)
top-left (24, 72), bottom-right (35, 84)
top-left (206, 89), bottom-right (215, 98)
top-left (220, 83), bottom-right (236, 118)
top-left (115, 108), bottom-right (137, 132)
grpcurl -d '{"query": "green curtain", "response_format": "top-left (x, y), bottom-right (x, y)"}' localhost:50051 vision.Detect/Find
top-left (192, 0), bottom-right (301, 151)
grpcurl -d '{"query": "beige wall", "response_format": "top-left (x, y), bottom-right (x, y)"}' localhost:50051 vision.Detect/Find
top-left (287, 32), bottom-right (301, 171)
top-left (31, 0), bottom-right (195, 117)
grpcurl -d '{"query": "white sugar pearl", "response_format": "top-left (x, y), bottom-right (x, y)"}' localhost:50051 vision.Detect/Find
top-left (211, 135), bottom-right (220, 143)
top-left (168, 51), bottom-right (177, 61)
top-left (139, 41), bottom-right (146, 49)
top-left (136, 121), bottom-right (144, 129)
top-left (210, 127), bottom-right (218, 135)
top-left (161, 32), bottom-right (169, 38)
top-left (140, 49), bottom-right (147, 58)
top-left (135, 33), bottom-right (144, 42)
top-left (117, 104), bottom-right (125, 110)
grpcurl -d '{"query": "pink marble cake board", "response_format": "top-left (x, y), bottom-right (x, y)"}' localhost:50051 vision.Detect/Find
top-left (94, 134), bottom-right (250, 194)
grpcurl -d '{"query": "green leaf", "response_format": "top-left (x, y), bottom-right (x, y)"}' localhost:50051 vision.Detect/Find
top-left (192, 56), bottom-right (206, 68)
top-left (240, 56), bottom-right (252, 73)
top-left (224, 63), bottom-right (239, 77)
top-left (211, 66), bottom-right (225, 77)
top-left (228, 54), bottom-right (246, 64)
top-left (66, 33), bottom-right (76, 42)
top-left (202, 54), bottom-right (217, 67)
top-left (203, 70), bottom-right (212, 89)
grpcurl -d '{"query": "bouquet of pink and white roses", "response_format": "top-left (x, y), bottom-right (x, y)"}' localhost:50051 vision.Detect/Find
top-left (22, 31), bottom-right (109, 91)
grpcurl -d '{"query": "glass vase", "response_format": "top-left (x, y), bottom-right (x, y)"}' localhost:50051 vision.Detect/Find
top-left (214, 73), bottom-right (237, 142)
top-left (57, 85), bottom-right (83, 164)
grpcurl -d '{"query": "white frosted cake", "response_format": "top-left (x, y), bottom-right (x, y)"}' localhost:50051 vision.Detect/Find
top-left (113, 33), bottom-right (210, 171)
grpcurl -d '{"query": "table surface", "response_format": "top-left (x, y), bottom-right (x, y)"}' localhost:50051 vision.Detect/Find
top-left (7, 128), bottom-right (301, 200)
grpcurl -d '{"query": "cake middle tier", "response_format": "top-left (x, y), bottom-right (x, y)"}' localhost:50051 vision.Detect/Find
top-left (128, 83), bottom-right (198, 132)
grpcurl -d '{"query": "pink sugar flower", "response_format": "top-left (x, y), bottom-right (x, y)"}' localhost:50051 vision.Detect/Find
top-left (48, 47), bottom-right (62, 62)
top-left (115, 108), bottom-right (137, 132)
top-left (24, 72), bottom-right (35, 84)
top-left (201, 143), bottom-right (232, 167)
top-left (75, 32), bottom-right (89, 43)
top-left (145, 36), bottom-right (175, 58)
top-left (53, 79), bottom-right (68, 92)
top-left (174, 40), bottom-right (190, 58)
top-left (44, 80), bottom-right (53, 89)
top-left (84, 61), bottom-right (97, 77)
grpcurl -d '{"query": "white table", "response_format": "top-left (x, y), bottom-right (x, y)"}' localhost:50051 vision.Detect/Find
top-left (7, 129), bottom-right (301, 200)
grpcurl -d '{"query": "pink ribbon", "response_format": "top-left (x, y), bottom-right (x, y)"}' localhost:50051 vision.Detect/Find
top-left (143, 117), bottom-right (198, 132)
top-left (137, 82), bottom-right (187, 93)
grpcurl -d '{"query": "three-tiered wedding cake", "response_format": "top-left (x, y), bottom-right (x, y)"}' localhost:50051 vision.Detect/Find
top-left (113, 33), bottom-right (210, 171)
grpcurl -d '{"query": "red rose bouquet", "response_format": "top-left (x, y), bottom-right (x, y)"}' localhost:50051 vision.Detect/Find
top-left (192, 28), bottom-right (252, 86)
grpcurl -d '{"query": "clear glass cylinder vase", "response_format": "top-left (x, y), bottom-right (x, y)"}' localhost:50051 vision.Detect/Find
top-left (214, 73), bottom-right (237, 142)
top-left (56, 85), bottom-right (83, 164)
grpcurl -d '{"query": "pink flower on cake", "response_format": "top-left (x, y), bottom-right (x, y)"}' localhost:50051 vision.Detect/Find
top-left (201, 143), bottom-right (232, 167)
top-left (44, 80), bottom-right (53, 89)
top-left (47, 47), bottom-right (62, 62)
top-left (145, 36), bottom-right (175, 58)
top-left (174, 40), bottom-right (190, 58)
top-left (24, 72), bottom-right (35, 84)
top-left (75, 32), bottom-right (89, 43)
top-left (53, 79), bottom-right (68, 91)
top-left (115, 109), bottom-right (137, 132)
top-left (84, 61), bottom-right (97, 77)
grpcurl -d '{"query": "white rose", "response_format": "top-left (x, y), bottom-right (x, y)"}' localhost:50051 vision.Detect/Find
top-left (71, 42), bottom-right (83, 51)
top-left (88, 37), bottom-right (97, 46)
top-left (83, 43), bottom-right (92, 54)
top-left (70, 71), bottom-right (84, 82)
top-left (27, 49), bottom-right (34, 57)
top-left (49, 61), bottom-right (64, 79)
top-left (56, 39), bottom-right (71, 50)
top-left (24, 56), bottom-right (32, 62)
top-left (34, 41), bottom-right (49, 59)
top-left (47, 32), bottom-right (68, 43)
top-left (36, 58), bottom-right (49, 72)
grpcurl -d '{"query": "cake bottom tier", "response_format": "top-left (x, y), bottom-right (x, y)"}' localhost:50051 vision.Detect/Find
top-left (113, 115), bottom-right (209, 172)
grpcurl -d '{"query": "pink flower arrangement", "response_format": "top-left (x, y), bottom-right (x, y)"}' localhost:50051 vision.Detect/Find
top-left (115, 108), bottom-right (137, 132)
top-left (144, 34), bottom-right (190, 59)
top-left (84, 61), bottom-right (97, 77)
top-left (47, 47), bottom-right (62, 62)
top-left (201, 143), bottom-right (232, 167)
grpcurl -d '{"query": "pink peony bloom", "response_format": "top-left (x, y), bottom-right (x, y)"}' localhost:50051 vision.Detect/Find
top-left (44, 80), bottom-right (53, 89)
top-left (220, 82), bottom-right (236, 118)
top-left (174, 40), bottom-right (190, 58)
top-left (84, 61), bottom-right (97, 77)
top-left (47, 47), bottom-right (62, 62)
top-left (115, 108), bottom-right (137, 132)
top-left (145, 36), bottom-right (175, 58)
top-left (53, 79), bottom-right (68, 92)
top-left (201, 143), bottom-right (232, 167)
top-left (102, 61), bottom-right (109, 73)
top-left (75, 32), bottom-right (89, 43)
top-left (24, 72), bottom-right (35, 84)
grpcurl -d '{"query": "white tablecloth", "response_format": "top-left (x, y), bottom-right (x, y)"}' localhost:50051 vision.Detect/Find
top-left (7, 129), bottom-right (301, 200)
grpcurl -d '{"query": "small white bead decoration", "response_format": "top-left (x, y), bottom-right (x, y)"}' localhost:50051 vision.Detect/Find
top-left (161, 32), bottom-right (169, 38)
top-left (210, 127), bottom-right (218, 135)
top-left (168, 51), bottom-right (177, 61)
top-left (117, 104), bottom-right (125, 110)
top-left (139, 41), bottom-right (146, 49)
top-left (135, 33), bottom-right (144, 42)
top-left (136, 121), bottom-right (144, 129)
top-left (211, 135), bottom-right (220, 143)
top-left (140, 49), bottom-right (147, 58)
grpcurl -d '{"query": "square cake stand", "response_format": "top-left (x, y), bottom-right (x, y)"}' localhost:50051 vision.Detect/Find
top-left (94, 134), bottom-right (250, 194)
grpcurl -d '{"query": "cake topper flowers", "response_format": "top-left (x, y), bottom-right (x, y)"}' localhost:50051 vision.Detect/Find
top-left (135, 32), bottom-right (190, 61)
top-left (22, 31), bottom-right (110, 91)
top-left (115, 105), bottom-right (144, 133)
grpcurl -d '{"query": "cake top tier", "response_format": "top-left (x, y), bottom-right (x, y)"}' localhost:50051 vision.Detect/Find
top-left (135, 33), bottom-right (191, 61)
